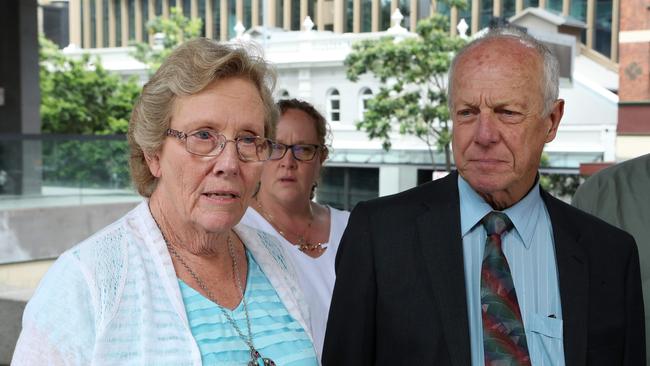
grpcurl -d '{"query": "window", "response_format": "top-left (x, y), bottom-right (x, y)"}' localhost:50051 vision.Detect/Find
top-left (318, 167), bottom-right (379, 210)
top-left (358, 88), bottom-right (373, 120)
top-left (326, 89), bottom-right (341, 122)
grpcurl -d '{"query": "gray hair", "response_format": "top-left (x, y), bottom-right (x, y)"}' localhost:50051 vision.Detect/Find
top-left (128, 38), bottom-right (278, 197)
top-left (447, 27), bottom-right (560, 117)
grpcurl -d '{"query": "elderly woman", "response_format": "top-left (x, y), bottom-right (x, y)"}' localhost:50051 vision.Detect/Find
top-left (12, 39), bottom-right (318, 365)
top-left (240, 99), bottom-right (350, 359)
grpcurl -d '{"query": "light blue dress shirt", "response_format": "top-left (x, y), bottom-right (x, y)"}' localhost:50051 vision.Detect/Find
top-left (458, 175), bottom-right (565, 366)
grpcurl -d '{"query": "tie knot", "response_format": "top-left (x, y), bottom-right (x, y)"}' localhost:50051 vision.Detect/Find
top-left (481, 211), bottom-right (513, 236)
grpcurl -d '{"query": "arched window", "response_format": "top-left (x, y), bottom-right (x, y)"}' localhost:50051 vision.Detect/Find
top-left (358, 88), bottom-right (373, 120)
top-left (326, 89), bottom-right (341, 122)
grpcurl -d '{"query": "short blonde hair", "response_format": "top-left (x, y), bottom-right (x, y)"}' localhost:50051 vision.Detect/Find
top-left (128, 38), bottom-right (278, 197)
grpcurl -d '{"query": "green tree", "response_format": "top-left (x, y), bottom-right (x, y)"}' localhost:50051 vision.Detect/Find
top-left (131, 7), bottom-right (203, 73)
top-left (539, 153), bottom-right (582, 199)
top-left (40, 35), bottom-right (140, 134)
top-left (345, 13), bottom-right (466, 171)
top-left (39, 35), bottom-right (140, 188)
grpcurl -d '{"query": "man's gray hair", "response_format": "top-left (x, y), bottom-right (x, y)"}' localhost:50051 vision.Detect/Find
top-left (447, 27), bottom-right (560, 117)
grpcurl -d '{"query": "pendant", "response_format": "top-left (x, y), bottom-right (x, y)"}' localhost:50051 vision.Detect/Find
top-left (249, 349), bottom-right (276, 366)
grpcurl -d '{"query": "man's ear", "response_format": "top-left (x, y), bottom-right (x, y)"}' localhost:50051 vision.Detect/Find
top-left (145, 152), bottom-right (162, 178)
top-left (545, 99), bottom-right (564, 143)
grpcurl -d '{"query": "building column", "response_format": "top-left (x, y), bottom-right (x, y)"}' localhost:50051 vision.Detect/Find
top-left (334, 0), bottom-right (344, 32)
top-left (82, 0), bottom-right (91, 47)
top-left (283, 0), bottom-right (291, 29)
top-left (515, 0), bottom-right (523, 13)
top-left (162, 0), bottom-right (169, 18)
top-left (268, 0), bottom-right (277, 27)
top-left (410, 0), bottom-right (417, 31)
top-left (69, 0), bottom-right (82, 46)
top-left (301, 0), bottom-right (308, 26)
top-left (538, 0), bottom-right (546, 9)
top-left (493, 0), bottom-right (502, 17)
top-left (206, 0), bottom-right (214, 38)
top-left (191, 0), bottom-right (198, 19)
top-left (430, 0), bottom-right (437, 15)
top-left (148, 0), bottom-right (156, 44)
top-left (120, 0), bottom-right (128, 46)
top-left (353, 0), bottom-right (360, 32)
top-left (220, 0), bottom-right (228, 40)
top-left (108, 0), bottom-right (116, 47)
top-left (237, 0), bottom-right (244, 22)
top-left (252, 0), bottom-right (259, 27)
top-left (135, 0), bottom-right (143, 42)
top-left (371, 0), bottom-right (379, 31)
top-left (450, 6), bottom-right (458, 35)
top-left (391, 0), bottom-right (398, 14)
top-left (96, 0), bottom-right (104, 47)
top-left (316, 0), bottom-right (324, 30)
top-left (471, 0), bottom-right (480, 34)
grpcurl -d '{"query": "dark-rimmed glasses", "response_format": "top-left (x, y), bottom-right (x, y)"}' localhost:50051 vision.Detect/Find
top-left (270, 142), bottom-right (325, 161)
top-left (166, 128), bottom-right (273, 162)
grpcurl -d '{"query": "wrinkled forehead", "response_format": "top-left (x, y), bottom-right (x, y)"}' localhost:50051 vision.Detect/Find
top-left (459, 37), bottom-right (541, 68)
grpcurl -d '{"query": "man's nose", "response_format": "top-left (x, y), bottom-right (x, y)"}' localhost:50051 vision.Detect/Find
top-left (474, 112), bottom-right (500, 146)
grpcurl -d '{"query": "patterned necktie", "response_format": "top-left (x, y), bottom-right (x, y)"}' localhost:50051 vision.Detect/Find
top-left (480, 211), bottom-right (531, 366)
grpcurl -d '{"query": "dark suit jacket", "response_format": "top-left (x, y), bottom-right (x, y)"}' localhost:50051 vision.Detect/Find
top-left (322, 171), bottom-right (645, 366)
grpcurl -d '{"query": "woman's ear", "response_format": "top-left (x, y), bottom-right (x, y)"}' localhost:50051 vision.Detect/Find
top-left (145, 152), bottom-right (162, 178)
top-left (320, 146), bottom-right (329, 164)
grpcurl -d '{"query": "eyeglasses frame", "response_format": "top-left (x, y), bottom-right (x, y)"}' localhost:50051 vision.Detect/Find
top-left (270, 142), bottom-right (327, 162)
top-left (165, 128), bottom-right (273, 162)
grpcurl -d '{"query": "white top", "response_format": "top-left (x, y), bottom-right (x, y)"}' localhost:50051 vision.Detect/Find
top-left (12, 201), bottom-right (314, 366)
top-left (240, 205), bottom-right (350, 360)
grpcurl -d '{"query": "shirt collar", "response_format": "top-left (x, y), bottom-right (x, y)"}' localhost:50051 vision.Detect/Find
top-left (458, 175), bottom-right (544, 249)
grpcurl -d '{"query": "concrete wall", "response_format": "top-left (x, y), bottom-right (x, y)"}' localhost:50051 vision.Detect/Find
top-left (0, 201), bottom-right (140, 264)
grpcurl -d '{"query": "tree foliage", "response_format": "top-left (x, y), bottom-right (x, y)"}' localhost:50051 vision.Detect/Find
top-left (345, 14), bottom-right (466, 170)
top-left (39, 35), bottom-right (140, 188)
top-left (39, 35), bottom-right (140, 134)
top-left (131, 7), bottom-right (203, 73)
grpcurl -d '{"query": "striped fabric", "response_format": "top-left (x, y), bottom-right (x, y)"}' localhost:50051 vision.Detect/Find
top-left (179, 250), bottom-right (318, 366)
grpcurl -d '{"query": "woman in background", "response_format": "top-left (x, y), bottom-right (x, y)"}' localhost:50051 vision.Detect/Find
top-left (240, 99), bottom-right (350, 360)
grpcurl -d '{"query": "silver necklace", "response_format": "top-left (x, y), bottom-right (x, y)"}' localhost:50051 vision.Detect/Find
top-left (165, 234), bottom-right (276, 366)
top-left (255, 198), bottom-right (327, 257)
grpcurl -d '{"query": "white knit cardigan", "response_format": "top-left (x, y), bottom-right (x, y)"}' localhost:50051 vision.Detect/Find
top-left (12, 201), bottom-right (315, 365)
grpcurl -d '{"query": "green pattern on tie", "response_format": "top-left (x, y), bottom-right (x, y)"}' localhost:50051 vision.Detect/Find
top-left (480, 211), bottom-right (531, 366)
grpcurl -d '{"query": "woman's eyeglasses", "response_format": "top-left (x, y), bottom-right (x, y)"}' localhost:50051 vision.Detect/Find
top-left (269, 142), bottom-right (325, 161)
top-left (166, 128), bottom-right (273, 162)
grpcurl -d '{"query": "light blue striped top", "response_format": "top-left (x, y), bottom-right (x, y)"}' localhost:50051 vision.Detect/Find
top-left (179, 250), bottom-right (318, 366)
top-left (458, 175), bottom-right (565, 366)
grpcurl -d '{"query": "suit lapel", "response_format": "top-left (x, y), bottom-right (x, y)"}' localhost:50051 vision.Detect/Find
top-left (542, 190), bottom-right (589, 366)
top-left (415, 172), bottom-right (472, 365)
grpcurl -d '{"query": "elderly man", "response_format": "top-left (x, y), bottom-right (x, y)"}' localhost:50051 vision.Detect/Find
top-left (322, 28), bottom-right (645, 366)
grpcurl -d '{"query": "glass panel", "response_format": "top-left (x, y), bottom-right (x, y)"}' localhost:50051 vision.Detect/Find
top-left (361, 0), bottom-right (372, 31)
top-left (331, 100), bottom-right (340, 109)
top-left (0, 135), bottom-right (141, 264)
top-left (479, 0), bottom-right (493, 29)
top-left (380, 0), bottom-right (391, 30)
top-left (129, 0), bottom-right (136, 41)
top-left (347, 167), bottom-right (379, 209)
top-left (547, 0), bottom-right (563, 12)
top-left (595, 0), bottom-right (612, 57)
top-left (318, 167), bottom-right (345, 209)
top-left (570, 0), bottom-right (587, 21)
